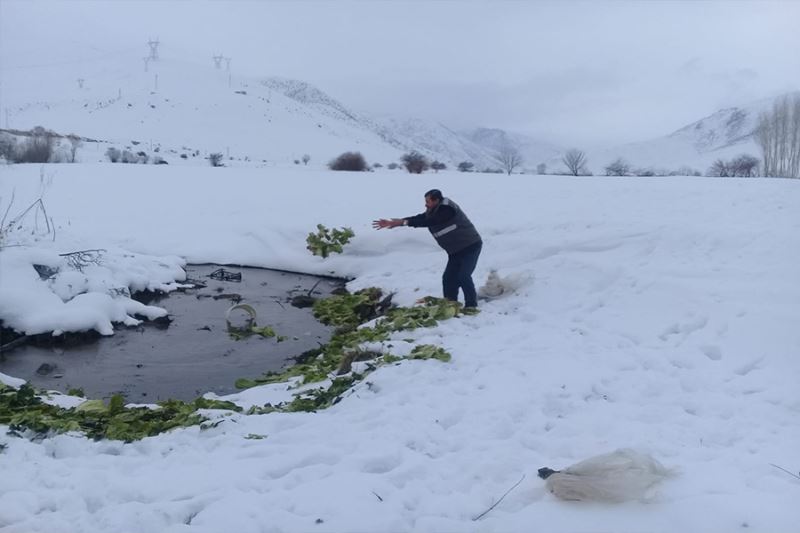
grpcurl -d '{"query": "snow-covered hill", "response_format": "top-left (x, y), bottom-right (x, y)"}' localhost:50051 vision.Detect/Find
top-left (587, 93), bottom-right (798, 175)
top-left (3, 48), bottom-right (796, 175)
top-left (2, 56), bottom-right (505, 169)
top-left (3, 58), bottom-right (408, 166)
top-left (464, 127), bottom-right (564, 170)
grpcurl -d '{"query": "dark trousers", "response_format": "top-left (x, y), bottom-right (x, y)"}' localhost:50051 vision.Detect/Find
top-left (442, 241), bottom-right (482, 307)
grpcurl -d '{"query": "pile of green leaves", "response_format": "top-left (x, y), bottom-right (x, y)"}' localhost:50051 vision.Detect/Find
top-left (1, 289), bottom-right (472, 441)
top-left (235, 292), bottom-right (473, 411)
top-left (0, 384), bottom-right (239, 442)
top-left (306, 224), bottom-right (355, 258)
top-left (312, 287), bottom-right (387, 331)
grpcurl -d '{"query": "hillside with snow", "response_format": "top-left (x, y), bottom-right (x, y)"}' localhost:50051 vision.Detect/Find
top-left (586, 94), bottom-right (799, 175)
top-left (4, 45), bottom-right (796, 176)
top-left (2, 56), bottom-right (511, 169)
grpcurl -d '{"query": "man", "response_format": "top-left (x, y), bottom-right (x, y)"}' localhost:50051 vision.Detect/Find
top-left (372, 189), bottom-right (483, 308)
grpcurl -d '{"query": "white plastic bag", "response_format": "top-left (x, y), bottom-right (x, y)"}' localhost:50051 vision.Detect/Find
top-left (543, 449), bottom-right (672, 502)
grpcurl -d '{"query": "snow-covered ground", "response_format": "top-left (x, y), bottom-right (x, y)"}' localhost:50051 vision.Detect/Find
top-left (1, 163), bottom-right (799, 532)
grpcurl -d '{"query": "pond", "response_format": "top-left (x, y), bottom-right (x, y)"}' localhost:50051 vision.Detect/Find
top-left (0, 264), bottom-right (344, 401)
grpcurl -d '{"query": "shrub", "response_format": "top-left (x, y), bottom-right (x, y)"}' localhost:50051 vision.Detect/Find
top-left (431, 161), bottom-right (447, 172)
top-left (106, 147), bottom-right (121, 162)
top-left (457, 161), bottom-right (474, 172)
top-left (604, 157), bottom-right (630, 176)
top-left (0, 134), bottom-right (16, 162)
top-left (13, 128), bottom-right (55, 163)
top-left (329, 151), bottom-right (367, 171)
top-left (401, 151), bottom-right (429, 174)
top-left (208, 153), bottom-right (224, 167)
top-left (387, 162), bottom-right (400, 170)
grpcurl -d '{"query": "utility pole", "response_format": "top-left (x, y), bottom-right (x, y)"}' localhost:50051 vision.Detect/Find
top-left (154, 74), bottom-right (158, 91)
top-left (143, 57), bottom-right (150, 72)
top-left (224, 57), bottom-right (231, 72)
top-left (77, 78), bottom-right (85, 89)
top-left (147, 38), bottom-right (160, 61)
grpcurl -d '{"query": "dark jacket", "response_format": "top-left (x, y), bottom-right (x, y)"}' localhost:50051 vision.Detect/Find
top-left (404, 198), bottom-right (482, 254)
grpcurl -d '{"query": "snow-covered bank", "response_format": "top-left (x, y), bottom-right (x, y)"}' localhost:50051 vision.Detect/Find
top-left (1, 164), bottom-right (799, 532)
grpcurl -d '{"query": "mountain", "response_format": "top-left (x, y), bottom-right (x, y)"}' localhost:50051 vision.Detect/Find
top-left (588, 94), bottom-right (797, 174)
top-left (2, 49), bottom-right (794, 175)
top-left (259, 79), bottom-right (503, 168)
top-left (463, 127), bottom-right (564, 170)
top-left (2, 56), bottom-right (506, 168)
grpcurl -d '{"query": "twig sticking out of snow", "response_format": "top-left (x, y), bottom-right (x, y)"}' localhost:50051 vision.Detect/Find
top-left (472, 474), bottom-right (526, 521)
top-left (770, 463), bottom-right (800, 481)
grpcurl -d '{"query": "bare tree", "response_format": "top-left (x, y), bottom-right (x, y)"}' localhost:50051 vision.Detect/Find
top-left (604, 157), bottom-right (630, 176)
top-left (756, 94), bottom-right (800, 178)
top-left (0, 133), bottom-right (15, 162)
top-left (302, 154), bottom-right (311, 165)
top-left (707, 159), bottom-right (730, 177)
top-left (730, 154), bottom-right (759, 177)
top-left (401, 151), bottom-right (429, 174)
top-left (562, 149), bottom-right (588, 176)
top-left (12, 126), bottom-right (55, 164)
top-left (496, 144), bottom-right (523, 175)
top-left (67, 134), bottom-right (82, 163)
top-left (536, 163), bottom-right (547, 175)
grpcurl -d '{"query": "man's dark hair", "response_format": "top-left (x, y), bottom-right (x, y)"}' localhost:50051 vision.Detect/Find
top-left (425, 189), bottom-right (443, 201)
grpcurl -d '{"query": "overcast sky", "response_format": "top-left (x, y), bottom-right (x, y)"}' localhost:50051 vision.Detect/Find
top-left (1, 0), bottom-right (799, 146)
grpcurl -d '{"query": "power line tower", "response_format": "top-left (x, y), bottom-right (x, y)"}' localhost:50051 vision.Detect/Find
top-left (147, 38), bottom-right (160, 61)
top-left (212, 54), bottom-right (224, 69)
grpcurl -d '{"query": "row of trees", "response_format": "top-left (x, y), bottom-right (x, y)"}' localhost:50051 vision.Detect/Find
top-left (756, 94), bottom-right (800, 178)
top-left (0, 127), bottom-right (81, 164)
top-left (707, 155), bottom-right (759, 177)
top-left (328, 145), bottom-right (524, 175)
top-left (328, 151), bottom-right (469, 174)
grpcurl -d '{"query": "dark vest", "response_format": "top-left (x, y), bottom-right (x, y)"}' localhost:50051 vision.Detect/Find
top-left (427, 198), bottom-right (482, 254)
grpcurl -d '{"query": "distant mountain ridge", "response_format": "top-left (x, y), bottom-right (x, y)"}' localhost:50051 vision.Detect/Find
top-left (2, 51), bottom-right (794, 173)
top-left (584, 94), bottom-right (800, 173)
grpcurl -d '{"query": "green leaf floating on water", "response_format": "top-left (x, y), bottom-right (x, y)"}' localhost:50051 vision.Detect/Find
top-left (75, 399), bottom-right (106, 413)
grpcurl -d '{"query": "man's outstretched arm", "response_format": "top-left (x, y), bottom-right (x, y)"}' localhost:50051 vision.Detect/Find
top-left (372, 218), bottom-right (407, 229)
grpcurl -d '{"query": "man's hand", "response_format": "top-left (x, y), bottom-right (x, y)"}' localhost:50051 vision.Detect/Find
top-left (372, 218), bottom-right (404, 230)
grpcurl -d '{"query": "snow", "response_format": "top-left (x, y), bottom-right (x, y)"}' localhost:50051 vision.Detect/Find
top-left (1, 161), bottom-right (798, 532)
top-left (5, 49), bottom-right (779, 175)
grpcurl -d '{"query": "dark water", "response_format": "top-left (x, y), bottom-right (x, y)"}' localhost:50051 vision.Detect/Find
top-left (0, 264), bottom-right (343, 401)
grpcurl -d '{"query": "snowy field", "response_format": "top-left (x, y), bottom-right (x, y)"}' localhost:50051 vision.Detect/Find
top-left (1, 163), bottom-right (799, 532)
